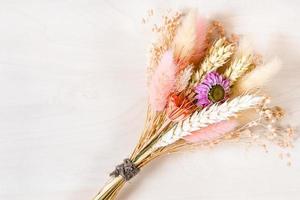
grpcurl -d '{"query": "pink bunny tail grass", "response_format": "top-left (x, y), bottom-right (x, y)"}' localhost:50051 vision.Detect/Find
top-left (184, 120), bottom-right (239, 143)
top-left (190, 16), bottom-right (207, 64)
top-left (149, 50), bottom-right (177, 111)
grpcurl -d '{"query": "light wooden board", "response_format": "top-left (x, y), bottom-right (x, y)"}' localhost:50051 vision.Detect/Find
top-left (0, 1), bottom-right (299, 199)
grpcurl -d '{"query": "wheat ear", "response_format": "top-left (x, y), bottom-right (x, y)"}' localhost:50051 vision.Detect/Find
top-left (191, 37), bottom-right (235, 85)
top-left (154, 94), bottom-right (264, 148)
top-left (224, 54), bottom-right (253, 84)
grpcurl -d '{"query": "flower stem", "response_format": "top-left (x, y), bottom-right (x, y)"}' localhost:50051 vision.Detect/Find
top-left (92, 176), bottom-right (125, 200)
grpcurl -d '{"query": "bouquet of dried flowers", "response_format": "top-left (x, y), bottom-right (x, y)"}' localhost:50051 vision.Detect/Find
top-left (92, 9), bottom-right (295, 200)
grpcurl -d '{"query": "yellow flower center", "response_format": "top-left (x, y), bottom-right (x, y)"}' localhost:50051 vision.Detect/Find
top-left (208, 84), bottom-right (225, 103)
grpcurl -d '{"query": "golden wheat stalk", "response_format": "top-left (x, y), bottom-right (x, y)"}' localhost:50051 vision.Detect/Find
top-left (191, 37), bottom-right (235, 85)
top-left (224, 54), bottom-right (253, 84)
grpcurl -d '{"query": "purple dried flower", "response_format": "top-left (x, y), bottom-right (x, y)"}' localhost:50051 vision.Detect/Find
top-left (195, 72), bottom-right (230, 107)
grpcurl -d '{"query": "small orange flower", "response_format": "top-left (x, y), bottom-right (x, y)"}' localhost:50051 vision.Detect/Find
top-left (167, 93), bottom-right (195, 122)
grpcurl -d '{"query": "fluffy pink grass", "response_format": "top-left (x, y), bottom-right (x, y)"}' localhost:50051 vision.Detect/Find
top-left (191, 16), bottom-right (207, 63)
top-left (184, 120), bottom-right (238, 143)
top-left (149, 50), bottom-right (177, 111)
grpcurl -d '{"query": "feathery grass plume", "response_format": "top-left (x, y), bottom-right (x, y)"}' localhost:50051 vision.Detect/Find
top-left (224, 38), bottom-right (253, 84)
top-left (173, 10), bottom-right (197, 67)
top-left (175, 65), bottom-right (193, 92)
top-left (154, 94), bottom-right (264, 148)
top-left (184, 119), bottom-right (238, 143)
top-left (190, 16), bottom-right (207, 64)
top-left (149, 50), bottom-right (177, 111)
top-left (192, 37), bottom-right (235, 85)
top-left (239, 58), bottom-right (282, 91)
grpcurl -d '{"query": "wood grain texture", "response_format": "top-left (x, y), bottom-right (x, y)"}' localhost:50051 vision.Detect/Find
top-left (0, 1), bottom-right (299, 200)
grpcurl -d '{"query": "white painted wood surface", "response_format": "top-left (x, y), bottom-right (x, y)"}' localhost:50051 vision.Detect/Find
top-left (0, 1), bottom-right (299, 199)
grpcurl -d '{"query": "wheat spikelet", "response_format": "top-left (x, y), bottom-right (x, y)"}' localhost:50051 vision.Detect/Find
top-left (175, 65), bottom-right (193, 92)
top-left (154, 94), bottom-right (264, 148)
top-left (224, 38), bottom-right (253, 83)
top-left (192, 37), bottom-right (235, 85)
top-left (224, 54), bottom-right (253, 84)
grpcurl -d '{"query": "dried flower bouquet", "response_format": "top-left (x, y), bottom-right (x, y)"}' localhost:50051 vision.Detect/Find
top-left (92, 9), bottom-right (295, 200)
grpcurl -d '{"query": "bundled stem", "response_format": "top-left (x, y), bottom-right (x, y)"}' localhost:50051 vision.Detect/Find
top-left (93, 177), bottom-right (124, 200)
top-left (93, 94), bottom-right (264, 199)
top-left (92, 111), bottom-right (174, 200)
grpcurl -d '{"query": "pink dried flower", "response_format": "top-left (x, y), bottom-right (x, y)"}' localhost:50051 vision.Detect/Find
top-left (166, 93), bottom-right (195, 122)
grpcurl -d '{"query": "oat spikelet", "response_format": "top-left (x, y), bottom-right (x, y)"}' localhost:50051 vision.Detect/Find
top-left (154, 95), bottom-right (264, 147)
top-left (173, 10), bottom-right (197, 65)
top-left (192, 37), bottom-right (234, 85)
top-left (175, 65), bottom-right (193, 92)
top-left (239, 58), bottom-right (282, 91)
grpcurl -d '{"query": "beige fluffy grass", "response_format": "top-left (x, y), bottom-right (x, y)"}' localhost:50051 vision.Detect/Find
top-left (239, 58), bottom-right (282, 91)
top-left (173, 10), bottom-right (197, 65)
